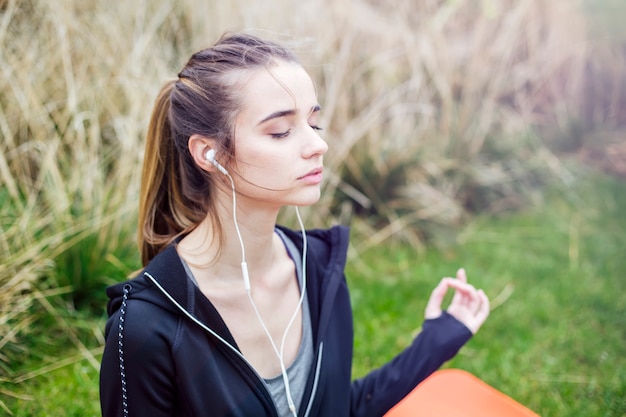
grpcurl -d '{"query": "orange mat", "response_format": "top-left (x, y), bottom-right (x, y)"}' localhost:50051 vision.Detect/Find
top-left (384, 369), bottom-right (541, 417)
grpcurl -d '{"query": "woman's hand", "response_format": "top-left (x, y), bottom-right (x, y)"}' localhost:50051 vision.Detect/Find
top-left (424, 268), bottom-right (490, 334)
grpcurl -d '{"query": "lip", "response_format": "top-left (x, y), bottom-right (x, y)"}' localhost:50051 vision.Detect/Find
top-left (299, 167), bottom-right (323, 184)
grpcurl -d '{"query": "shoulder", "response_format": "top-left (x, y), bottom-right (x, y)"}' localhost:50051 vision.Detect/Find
top-left (277, 224), bottom-right (350, 261)
top-left (309, 225), bottom-right (350, 250)
top-left (104, 269), bottom-right (183, 346)
top-left (106, 295), bottom-right (180, 347)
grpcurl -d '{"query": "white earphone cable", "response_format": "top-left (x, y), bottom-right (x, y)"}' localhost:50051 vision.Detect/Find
top-left (225, 168), bottom-right (306, 417)
top-left (226, 173), bottom-right (251, 290)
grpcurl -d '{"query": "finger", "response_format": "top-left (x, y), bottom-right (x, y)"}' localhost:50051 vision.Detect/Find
top-left (467, 283), bottom-right (485, 312)
top-left (463, 290), bottom-right (490, 334)
top-left (475, 289), bottom-right (490, 321)
top-left (450, 286), bottom-right (465, 308)
top-left (424, 279), bottom-right (450, 319)
top-left (456, 268), bottom-right (467, 283)
top-left (444, 278), bottom-right (478, 298)
top-left (448, 279), bottom-right (479, 312)
top-left (430, 278), bottom-right (477, 317)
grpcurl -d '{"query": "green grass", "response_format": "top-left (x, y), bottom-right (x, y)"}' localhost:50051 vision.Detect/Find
top-left (349, 171), bottom-right (626, 416)
top-left (0, 305), bottom-right (105, 416)
top-left (2, 171), bottom-right (625, 416)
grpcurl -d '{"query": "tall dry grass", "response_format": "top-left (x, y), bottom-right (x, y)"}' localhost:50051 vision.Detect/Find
top-left (1, 0), bottom-right (624, 383)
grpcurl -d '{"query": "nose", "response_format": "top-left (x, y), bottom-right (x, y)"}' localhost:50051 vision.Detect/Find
top-left (303, 126), bottom-right (328, 158)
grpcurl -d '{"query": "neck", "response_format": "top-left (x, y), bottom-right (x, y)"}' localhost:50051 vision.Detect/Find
top-left (177, 195), bottom-right (285, 287)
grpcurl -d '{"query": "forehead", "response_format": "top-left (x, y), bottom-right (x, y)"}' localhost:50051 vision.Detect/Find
top-left (238, 61), bottom-right (317, 122)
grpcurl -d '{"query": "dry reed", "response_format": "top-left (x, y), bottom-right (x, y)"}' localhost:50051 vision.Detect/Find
top-left (0, 0), bottom-right (624, 382)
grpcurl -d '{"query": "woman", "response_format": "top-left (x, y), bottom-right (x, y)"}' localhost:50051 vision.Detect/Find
top-left (99, 32), bottom-right (489, 417)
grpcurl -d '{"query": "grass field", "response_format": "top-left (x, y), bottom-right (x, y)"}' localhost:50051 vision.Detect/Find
top-left (349, 169), bottom-right (626, 416)
top-left (2, 168), bottom-right (624, 416)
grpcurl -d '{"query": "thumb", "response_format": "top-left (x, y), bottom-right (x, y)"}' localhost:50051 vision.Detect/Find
top-left (424, 279), bottom-right (449, 319)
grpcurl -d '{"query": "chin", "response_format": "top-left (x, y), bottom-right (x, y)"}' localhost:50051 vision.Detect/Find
top-left (293, 192), bottom-right (322, 207)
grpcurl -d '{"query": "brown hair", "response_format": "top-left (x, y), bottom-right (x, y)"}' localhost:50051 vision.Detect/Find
top-left (138, 33), bottom-right (298, 266)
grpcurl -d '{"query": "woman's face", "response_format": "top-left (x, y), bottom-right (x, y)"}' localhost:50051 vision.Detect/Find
top-left (230, 60), bottom-right (328, 209)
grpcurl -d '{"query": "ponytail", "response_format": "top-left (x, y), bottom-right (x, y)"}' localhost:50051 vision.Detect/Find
top-left (139, 81), bottom-right (211, 266)
top-left (138, 81), bottom-right (176, 265)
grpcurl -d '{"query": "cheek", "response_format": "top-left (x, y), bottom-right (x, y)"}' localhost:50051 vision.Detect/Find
top-left (237, 147), bottom-right (291, 180)
top-left (238, 140), bottom-right (289, 168)
top-left (234, 132), bottom-right (297, 180)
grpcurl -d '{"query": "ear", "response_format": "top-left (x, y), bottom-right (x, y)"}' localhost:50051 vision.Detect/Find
top-left (189, 134), bottom-right (218, 173)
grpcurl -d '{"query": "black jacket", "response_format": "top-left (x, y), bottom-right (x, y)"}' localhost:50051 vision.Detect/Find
top-left (99, 225), bottom-right (472, 416)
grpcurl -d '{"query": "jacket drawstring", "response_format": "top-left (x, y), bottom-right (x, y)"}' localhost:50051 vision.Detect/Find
top-left (118, 284), bottom-right (132, 416)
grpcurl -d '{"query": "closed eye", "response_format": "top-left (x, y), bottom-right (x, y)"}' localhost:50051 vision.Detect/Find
top-left (310, 125), bottom-right (323, 131)
top-left (270, 130), bottom-right (291, 139)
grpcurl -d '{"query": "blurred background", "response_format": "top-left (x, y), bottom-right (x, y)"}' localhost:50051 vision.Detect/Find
top-left (1, 0), bottom-right (624, 415)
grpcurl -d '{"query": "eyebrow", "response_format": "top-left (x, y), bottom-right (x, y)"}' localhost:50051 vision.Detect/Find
top-left (256, 105), bottom-right (321, 126)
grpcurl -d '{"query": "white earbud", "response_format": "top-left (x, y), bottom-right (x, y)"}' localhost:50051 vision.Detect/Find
top-left (205, 149), bottom-right (229, 176)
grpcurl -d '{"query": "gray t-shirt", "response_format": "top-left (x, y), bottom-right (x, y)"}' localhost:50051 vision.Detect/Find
top-left (263, 229), bottom-right (313, 416)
